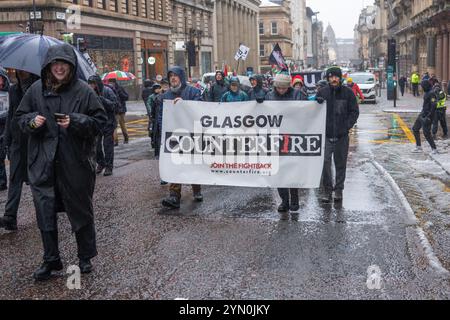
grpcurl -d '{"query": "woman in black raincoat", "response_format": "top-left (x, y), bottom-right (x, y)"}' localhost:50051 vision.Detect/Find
top-left (15, 43), bottom-right (107, 281)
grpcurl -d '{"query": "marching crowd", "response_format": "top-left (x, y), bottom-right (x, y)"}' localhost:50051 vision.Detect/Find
top-left (0, 41), bottom-right (448, 281)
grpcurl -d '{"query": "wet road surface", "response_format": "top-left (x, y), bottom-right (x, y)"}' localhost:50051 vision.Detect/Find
top-left (0, 102), bottom-right (449, 299)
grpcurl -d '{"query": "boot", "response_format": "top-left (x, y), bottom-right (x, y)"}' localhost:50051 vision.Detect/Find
top-left (319, 190), bottom-right (333, 203)
top-left (0, 216), bottom-right (18, 231)
top-left (33, 260), bottom-right (63, 281)
top-left (79, 259), bottom-right (93, 274)
top-left (161, 194), bottom-right (181, 209)
top-left (193, 192), bottom-right (203, 202)
top-left (278, 202), bottom-right (289, 213)
top-left (411, 146), bottom-right (423, 153)
top-left (124, 134), bottom-right (129, 144)
top-left (290, 193), bottom-right (299, 212)
top-left (96, 165), bottom-right (104, 175)
top-left (334, 189), bottom-right (343, 202)
top-left (103, 167), bottom-right (113, 176)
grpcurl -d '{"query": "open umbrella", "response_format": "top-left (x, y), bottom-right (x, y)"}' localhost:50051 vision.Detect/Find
top-left (101, 70), bottom-right (136, 82)
top-left (0, 33), bottom-right (96, 81)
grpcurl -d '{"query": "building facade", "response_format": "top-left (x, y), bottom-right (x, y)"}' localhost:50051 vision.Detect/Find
top-left (362, 0), bottom-right (450, 87)
top-left (213, 0), bottom-right (260, 75)
top-left (336, 38), bottom-right (357, 65)
top-left (387, 0), bottom-right (450, 87)
top-left (290, 0), bottom-right (306, 69)
top-left (259, 0), bottom-right (292, 73)
top-left (0, 0), bottom-right (173, 88)
top-left (168, 0), bottom-right (214, 79)
top-left (367, 0), bottom-right (388, 70)
top-left (356, 5), bottom-right (377, 70)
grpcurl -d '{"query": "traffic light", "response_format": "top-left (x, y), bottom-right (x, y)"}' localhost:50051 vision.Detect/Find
top-left (187, 41), bottom-right (196, 67)
top-left (77, 38), bottom-right (87, 52)
top-left (388, 38), bottom-right (396, 72)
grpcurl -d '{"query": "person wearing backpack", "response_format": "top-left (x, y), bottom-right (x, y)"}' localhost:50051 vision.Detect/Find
top-left (108, 78), bottom-right (129, 145)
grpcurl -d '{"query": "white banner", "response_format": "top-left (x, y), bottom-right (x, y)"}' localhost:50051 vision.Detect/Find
top-left (234, 44), bottom-right (250, 61)
top-left (159, 100), bottom-right (326, 188)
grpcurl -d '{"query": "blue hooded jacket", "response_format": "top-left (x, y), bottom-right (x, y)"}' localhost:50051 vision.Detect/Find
top-left (157, 66), bottom-right (202, 128)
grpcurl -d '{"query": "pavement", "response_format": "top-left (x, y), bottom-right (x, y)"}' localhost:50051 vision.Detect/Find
top-left (377, 90), bottom-right (450, 176)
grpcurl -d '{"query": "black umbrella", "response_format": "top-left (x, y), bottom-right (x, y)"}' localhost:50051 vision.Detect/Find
top-left (0, 33), bottom-right (96, 80)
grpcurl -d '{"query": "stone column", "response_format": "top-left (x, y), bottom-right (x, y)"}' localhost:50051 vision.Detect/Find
top-left (214, 0), bottom-right (221, 69)
top-left (443, 31), bottom-right (449, 84)
top-left (222, 0), bottom-right (229, 68)
top-left (232, 2), bottom-right (238, 73)
top-left (436, 33), bottom-right (443, 81)
top-left (244, 8), bottom-right (249, 72)
top-left (447, 31), bottom-right (450, 85)
top-left (238, 5), bottom-right (244, 74)
top-left (253, 12), bottom-right (258, 72)
top-left (128, 0), bottom-right (133, 15)
top-left (135, 31), bottom-right (143, 85)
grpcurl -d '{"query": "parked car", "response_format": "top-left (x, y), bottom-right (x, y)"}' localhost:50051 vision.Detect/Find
top-left (348, 72), bottom-right (377, 104)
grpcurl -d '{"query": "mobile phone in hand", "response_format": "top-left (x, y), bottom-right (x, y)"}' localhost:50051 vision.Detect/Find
top-left (54, 113), bottom-right (67, 121)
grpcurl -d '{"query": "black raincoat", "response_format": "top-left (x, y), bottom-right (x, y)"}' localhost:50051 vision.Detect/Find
top-left (15, 43), bottom-right (107, 232)
top-left (248, 75), bottom-right (269, 102)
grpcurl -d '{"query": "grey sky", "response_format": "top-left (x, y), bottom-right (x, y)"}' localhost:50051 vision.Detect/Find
top-left (306, 0), bottom-right (374, 39)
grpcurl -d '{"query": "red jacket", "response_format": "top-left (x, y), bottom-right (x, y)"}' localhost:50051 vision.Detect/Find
top-left (348, 83), bottom-right (364, 101)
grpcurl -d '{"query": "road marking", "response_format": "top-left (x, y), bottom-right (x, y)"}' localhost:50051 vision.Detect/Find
top-left (126, 118), bottom-right (148, 125)
top-left (393, 113), bottom-right (416, 144)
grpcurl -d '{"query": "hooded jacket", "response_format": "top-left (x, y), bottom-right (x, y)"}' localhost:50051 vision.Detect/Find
top-left (316, 83), bottom-right (359, 139)
top-left (15, 43), bottom-right (107, 232)
top-left (157, 66), bottom-right (202, 129)
top-left (221, 88), bottom-right (249, 102)
top-left (208, 71), bottom-right (228, 102)
top-left (248, 75), bottom-right (269, 102)
top-left (141, 79), bottom-right (154, 103)
top-left (4, 73), bottom-right (39, 184)
top-left (88, 74), bottom-right (118, 131)
top-left (420, 80), bottom-right (437, 120)
top-left (0, 67), bottom-right (10, 139)
top-left (264, 86), bottom-right (307, 101)
top-left (109, 82), bottom-right (129, 114)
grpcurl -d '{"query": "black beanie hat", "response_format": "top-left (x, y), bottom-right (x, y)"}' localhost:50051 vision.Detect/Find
top-left (326, 67), bottom-right (342, 80)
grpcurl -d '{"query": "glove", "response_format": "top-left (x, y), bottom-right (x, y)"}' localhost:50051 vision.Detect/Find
top-left (256, 97), bottom-right (265, 104)
top-left (316, 96), bottom-right (325, 104)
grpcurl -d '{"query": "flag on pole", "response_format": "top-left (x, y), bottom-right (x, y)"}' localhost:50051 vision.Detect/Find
top-left (269, 43), bottom-right (288, 71)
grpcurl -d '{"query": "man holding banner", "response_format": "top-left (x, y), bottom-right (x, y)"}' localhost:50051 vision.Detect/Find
top-left (263, 73), bottom-right (308, 212)
top-left (316, 67), bottom-right (359, 202)
top-left (160, 66), bottom-right (204, 209)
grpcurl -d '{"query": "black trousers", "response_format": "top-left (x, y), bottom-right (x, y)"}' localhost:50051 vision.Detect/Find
top-left (432, 108), bottom-right (448, 136)
top-left (400, 85), bottom-right (405, 96)
top-left (322, 136), bottom-right (350, 192)
top-left (41, 223), bottom-right (97, 262)
top-left (412, 84), bottom-right (420, 97)
top-left (4, 173), bottom-right (24, 221)
top-left (277, 188), bottom-right (299, 205)
top-left (0, 144), bottom-right (7, 188)
top-left (413, 115), bottom-right (436, 149)
top-left (96, 131), bottom-right (115, 169)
